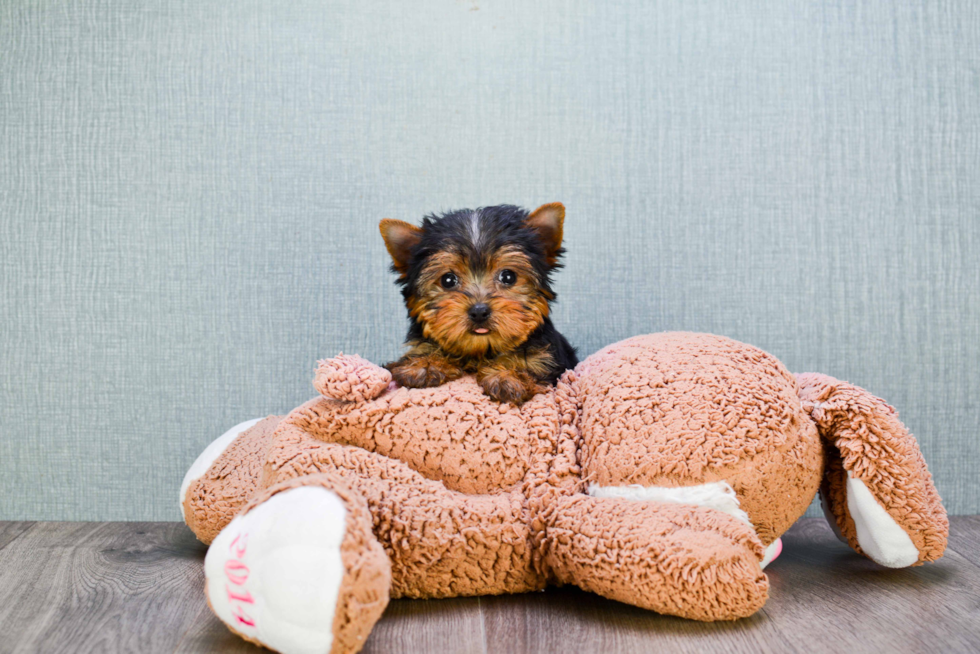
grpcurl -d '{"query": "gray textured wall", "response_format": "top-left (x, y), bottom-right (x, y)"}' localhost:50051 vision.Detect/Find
top-left (1, 1), bottom-right (978, 521)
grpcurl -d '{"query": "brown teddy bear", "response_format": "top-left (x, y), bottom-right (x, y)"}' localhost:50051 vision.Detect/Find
top-left (180, 332), bottom-right (948, 654)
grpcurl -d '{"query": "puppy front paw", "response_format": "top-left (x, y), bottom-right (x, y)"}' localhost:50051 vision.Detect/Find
top-left (387, 356), bottom-right (463, 389)
top-left (389, 362), bottom-right (445, 388)
top-left (478, 370), bottom-right (543, 405)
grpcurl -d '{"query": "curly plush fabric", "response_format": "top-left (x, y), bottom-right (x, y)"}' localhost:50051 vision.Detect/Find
top-left (314, 354), bottom-right (393, 403)
top-left (546, 495), bottom-right (769, 620)
top-left (797, 373), bottom-right (948, 565)
top-left (184, 415), bottom-right (281, 543)
top-left (263, 425), bottom-right (545, 598)
top-left (183, 331), bottom-right (949, 654)
top-left (575, 333), bottom-right (823, 544)
top-left (285, 378), bottom-right (544, 495)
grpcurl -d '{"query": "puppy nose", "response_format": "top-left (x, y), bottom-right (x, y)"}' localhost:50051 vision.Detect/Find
top-left (468, 303), bottom-right (491, 323)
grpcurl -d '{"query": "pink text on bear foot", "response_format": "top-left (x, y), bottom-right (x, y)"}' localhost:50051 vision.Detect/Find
top-left (224, 533), bottom-right (256, 627)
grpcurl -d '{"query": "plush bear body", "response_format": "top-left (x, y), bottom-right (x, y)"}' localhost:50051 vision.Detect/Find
top-left (181, 332), bottom-right (947, 654)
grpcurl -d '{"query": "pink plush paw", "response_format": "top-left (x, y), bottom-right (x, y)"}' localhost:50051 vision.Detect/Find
top-left (314, 354), bottom-right (392, 403)
top-left (761, 537), bottom-right (782, 569)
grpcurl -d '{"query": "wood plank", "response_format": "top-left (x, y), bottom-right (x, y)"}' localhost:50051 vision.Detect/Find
top-left (0, 521), bottom-right (34, 551)
top-left (175, 591), bottom-right (487, 653)
top-left (175, 585), bottom-right (486, 653)
top-left (760, 517), bottom-right (980, 653)
top-left (173, 603), bottom-right (265, 654)
top-left (0, 522), bottom-right (208, 654)
top-left (948, 515), bottom-right (980, 566)
top-left (483, 586), bottom-right (789, 654)
top-left (1, 519), bottom-right (978, 654)
top-left (362, 597), bottom-right (486, 654)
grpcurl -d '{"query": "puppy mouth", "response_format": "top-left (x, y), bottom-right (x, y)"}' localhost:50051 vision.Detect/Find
top-left (472, 327), bottom-right (490, 335)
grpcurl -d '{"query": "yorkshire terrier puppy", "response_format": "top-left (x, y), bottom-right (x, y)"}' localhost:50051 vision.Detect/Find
top-left (380, 203), bottom-right (578, 404)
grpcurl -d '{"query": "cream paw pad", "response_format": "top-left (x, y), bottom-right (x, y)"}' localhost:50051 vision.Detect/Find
top-left (205, 477), bottom-right (391, 654)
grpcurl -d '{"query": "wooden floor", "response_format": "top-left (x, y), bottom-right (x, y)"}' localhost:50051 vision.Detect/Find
top-left (0, 517), bottom-right (977, 654)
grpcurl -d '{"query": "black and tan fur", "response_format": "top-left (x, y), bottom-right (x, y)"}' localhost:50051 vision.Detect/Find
top-left (380, 203), bottom-right (578, 404)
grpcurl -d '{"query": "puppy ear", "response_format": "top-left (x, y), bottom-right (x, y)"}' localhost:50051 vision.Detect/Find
top-left (379, 219), bottom-right (422, 274)
top-left (525, 202), bottom-right (565, 266)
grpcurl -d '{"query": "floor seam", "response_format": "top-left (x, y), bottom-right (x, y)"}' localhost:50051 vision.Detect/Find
top-left (478, 596), bottom-right (488, 654)
top-left (946, 517), bottom-right (980, 571)
top-left (947, 543), bottom-right (980, 570)
top-left (0, 522), bottom-right (37, 554)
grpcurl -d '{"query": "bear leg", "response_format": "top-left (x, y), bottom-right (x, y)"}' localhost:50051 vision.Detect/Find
top-left (181, 415), bottom-right (282, 544)
top-left (205, 473), bottom-right (390, 654)
top-left (545, 494), bottom-right (769, 621)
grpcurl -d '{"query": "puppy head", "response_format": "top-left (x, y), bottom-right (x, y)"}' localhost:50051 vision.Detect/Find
top-left (380, 203), bottom-right (566, 357)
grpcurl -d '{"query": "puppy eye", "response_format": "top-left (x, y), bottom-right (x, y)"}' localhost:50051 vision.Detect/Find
top-left (439, 272), bottom-right (459, 289)
top-left (497, 269), bottom-right (517, 286)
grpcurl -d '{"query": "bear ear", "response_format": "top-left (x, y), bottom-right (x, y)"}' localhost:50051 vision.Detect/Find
top-left (525, 202), bottom-right (565, 266)
top-left (315, 354), bottom-right (392, 402)
top-left (379, 219), bottom-right (422, 274)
